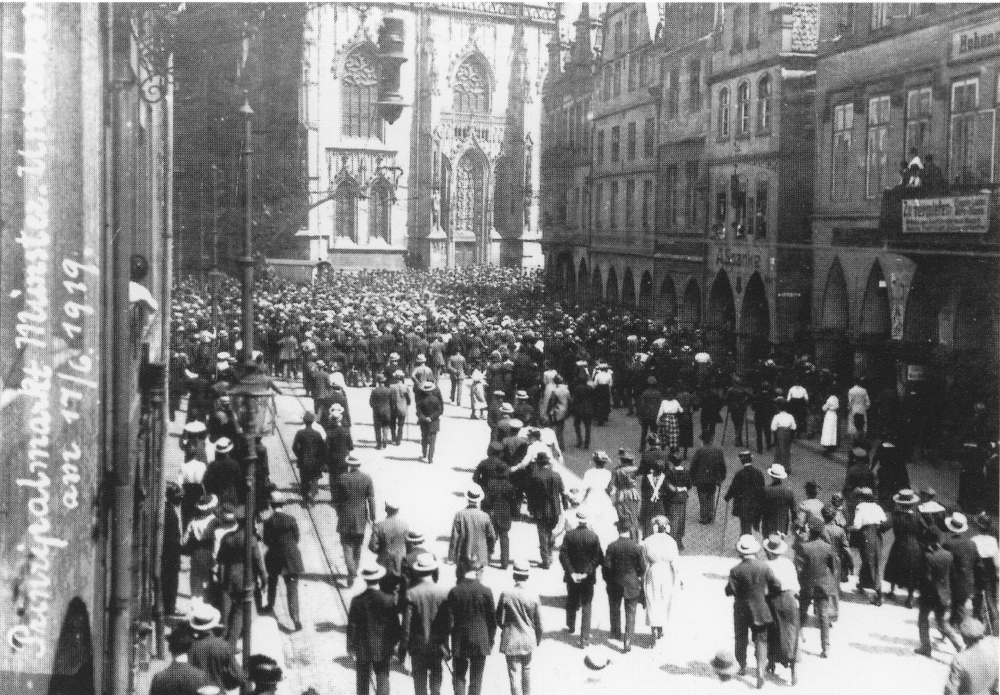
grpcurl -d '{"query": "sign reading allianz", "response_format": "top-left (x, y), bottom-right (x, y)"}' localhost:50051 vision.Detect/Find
top-left (952, 19), bottom-right (1000, 60)
top-left (902, 193), bottom-right (990, 234)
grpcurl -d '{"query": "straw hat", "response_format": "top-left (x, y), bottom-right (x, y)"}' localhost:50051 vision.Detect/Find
top-left (945, 512), bottom-right (969, 534)
top-left (767, 464), bottom-right (788, 480)
top-left (411, 553), bottom-right (439, 574)
top-left (892, 489), bottom-right (920, 506)
top-left (736, 534), bottom-right (761, 555)
top-left (215, 438), bottom-right (234, 454)
top-left (360, 564), bottom-right (386, 582)
top-left (466, 483), bottom-right (484, 501)
top-left (763, 534), bottom-right (788, 556)
top-left (188, 603), bottom-right (222, 633)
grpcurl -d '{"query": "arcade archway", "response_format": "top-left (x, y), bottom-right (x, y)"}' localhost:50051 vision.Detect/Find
top-left (707, 271), bottom-right (737, 356)
top-left (621, 268), bottom-right (636, 308)
top-left (606, 266), bottom-right (620, 306)
top-left (577, 259), bottom-right (590, 307)
top-left (858, 260), bottom-right (892, 391)
top-left (592, 266), bottom-right (603, 304)
top-left (818, 260), bottom-right (852, 384)
top-left (679, 279), bottom-right (701, 329)
top-left (738, 272), bottom-right (771, 371)
top-left (660, 277), bottom-right (678, 324)
top-left (639, 271), bottom-right (654, 317)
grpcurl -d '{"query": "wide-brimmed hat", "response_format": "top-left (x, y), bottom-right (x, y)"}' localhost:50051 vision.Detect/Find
top-left (420, 381), bottom-right (436, 392)
top-left (767, 464), bottom-right (788, 480)
top-left (583, 648), bottom-right (612, 671)
top-left (618, 449), bottom-right (635, 462)
top-left (512, 560), bottom-right (530, 579)
top-left (415, 354), bottom-right (427, 363)
top-left (346, 455), bottom-right (362, 467)
top-left (389, 352), bottom-right (401, 360)
top-left (406, 530), bottom-right (425, 544)
top-left (361, 564), bottom-right (386, 582)
top-left (331, 402), bottom-right (346, 414)
top-left (508, 418), bottom-right (524, 430)
top-left (196, 494), bottom-right (218, 512)
top-left (736, 534), bottom-right (761, 555)
top-left (247, 654), bottom-right (283, 687)
top-left (738, 450), bottom-right (753, 463)
top-left (515, 390), bottom-right (529, 400)
top-left (575, 509), bottom-right (589, 524)
top-left (499, 402), bottom-right (515, 414)
top-left (189, 603), bottom-right (222, 632)
top-left (763, 534), bottom-right (788, 556)
top-left (945, 512), bottom-right (969, 534)
top-left (215, 437), bottom-right (234, 454)
top-left (851, 447), bottom-right (869, 458)
top-left (183, 421), bottom-right (207, 435)
top-left (856, 486), bottom-right (874, 498)
top-left (466, 483), bottom-right (484, 501)
top-left (412, 553), bottom-right (438, 574)
top-left (892, 489), bottom-right (920, 506)
top-left (711, 649), bottom-right (740, 677)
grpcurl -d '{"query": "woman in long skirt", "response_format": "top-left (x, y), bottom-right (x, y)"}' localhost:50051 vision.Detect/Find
top-left (763, 535), bottom-right (800, 684)
top-left (852, 488), bottom-right (889, 605)
top-left (657, 388), bottom-right (683, 453)
top-left (676, 386), bottom-right (696, 459)
top-left (592, 363), bottom-right (613, 425)
top-left (820, 394), bottom-right (839, 454)
top-left (181, 493), bottom-right (219, 601)
top-left (641, 516), bottom-right (680, 645)
top-left (665, 455), bottom-right (691, 552)
top-left (883, 489), bottom-right (923, 607)
top-left (468, 368), bottom-right (487, 419)
top-left (638, 460), bottom-right (668, 539)
top-left (772, 398), bottom-right (796, 472)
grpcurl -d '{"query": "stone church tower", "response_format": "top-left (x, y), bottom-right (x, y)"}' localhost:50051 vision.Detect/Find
top-left (299, 2), bottom-right (556, 271)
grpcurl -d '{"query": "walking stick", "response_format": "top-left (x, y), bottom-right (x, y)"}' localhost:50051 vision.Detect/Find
top-left (713, 484), bottom-right (721, 524)
top-left (719, 499), bottom-right (731, 555)
top-left (720, 407), bottom-right (730, 446)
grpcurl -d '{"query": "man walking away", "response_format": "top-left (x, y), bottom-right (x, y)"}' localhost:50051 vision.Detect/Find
top-left (524, 452), bottom-right (565, 569)
top-left (416, 381), bottom-right (444, 463)
top-left (726, 535), bottom-right (781, 690)
top-left (448, 484), bottom-right (497, 581)
top-left (915, 527), bottom-right (963, 658)
top-left (262, 492), bottom-right (304, 631)
top-left (292, 412), bottom-right (326, 505)
top-left (347, 564), bottom-right (401, 695)
top-left (795, 519), bottom-right (837, 658)
top-left (943, 512), bottom-right (978, 629)
top-left (400, 553), bottom-right (449, 695)
top-left (497, 561), bottom-right (544, 695)
top-left (441, 560), bottom-right (496, 695)
top-left (690, 434), bottom-right (728, 524)
top-left (370, 375), bottom-right (393, 449)
top-left (725, 451), bottom-right (766, 535)
top-left (637, 377), bottom-right (663, 452)
top-left (603, 520), bottom-right (646, 652)
top-left (334, 456), bottom-right (376, 587)
top-left (389, 371), bottom-right (411, 446)
top-left (370, 499), bottom-right (410, 602)
top-left (560, 510), bottom-right (604, 649)
top-left (570, 377), bottom-right (595, 449)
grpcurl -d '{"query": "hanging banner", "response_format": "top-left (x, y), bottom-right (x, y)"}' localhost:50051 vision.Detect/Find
top-left (901, 193), bottom-right (990, 234)
top-left (0, 5), bottom-right (100, 689)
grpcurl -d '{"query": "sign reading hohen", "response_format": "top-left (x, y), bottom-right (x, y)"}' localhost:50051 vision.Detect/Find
top-left (901, 193), bottom-right (990, 234)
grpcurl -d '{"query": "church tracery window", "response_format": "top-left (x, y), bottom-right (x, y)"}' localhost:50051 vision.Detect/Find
top-left (453, 55), bottom-right (491, 114)
top-left (369, 178), bottom-right (392, 243)
top-left (454, 152), bottom-right (486, 237)
top-left (342, 44), bottom-right (382, 140)
top-left (334, 180), bottom-right (360, 241)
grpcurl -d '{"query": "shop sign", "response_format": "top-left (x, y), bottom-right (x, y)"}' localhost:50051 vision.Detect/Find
top-left (715, 247), bottom-right (763, 270)
top-left (902, 194), bottom-right (990, 234)
top-left (952, 19), bottom-right (1000, 61)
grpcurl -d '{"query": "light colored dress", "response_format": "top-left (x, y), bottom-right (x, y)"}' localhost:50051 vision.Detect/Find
top-left (641, 532), bottom-right (679, 628)
top-left (821, 395), bottom-right (839, 447)
top-left (581, 467), bottom-right (619, 549)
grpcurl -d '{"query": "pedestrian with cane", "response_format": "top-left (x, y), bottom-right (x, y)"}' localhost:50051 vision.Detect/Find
top-left (689, 433), bottom-right (729, 525)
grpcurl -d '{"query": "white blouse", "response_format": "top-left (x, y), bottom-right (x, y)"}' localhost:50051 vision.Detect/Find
top-left (657, 399), bottom-right (683, 418)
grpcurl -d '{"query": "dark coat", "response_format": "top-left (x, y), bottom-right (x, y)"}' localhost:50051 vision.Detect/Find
top-left (482, 476), bottom-right (519, 533)
top-left (443, 578), bottom-right (497, 658)
top-left (724, 465), bottom-right (766, 521)
top-left (149, 661), bottom-right (212, 695)
top-left (325, 423), bottom-right (354, 468)
top-left (334, 469), bottom-right (376, 536)
top-left (347, 587), bottom-right (401, 663)
top-left (560, 525), bottom-right (604, 585)
top-left (262, 510), bottom-right (304, 575)
top-left (726, 558), bottom-right (781, 626)
top-left (689, 446), bottom-right (728, 487)
top-left (188, 634), bottom-right (248, 692)
top-left (162, 503), bottom-right (182, 571)
top-left (525, 466), bottom-right (565, 525)
top-left (759, 483), bottom-right (797, 537)
top-left (370, 515), bottom-right (410, 576)
top-left (291, 426), bottom-right (327, 473)
top-left (794, 538), bottom-right (838, 595)
top-left (369, 385), bottom-right (393, 421)
top-left (603, 536), bottom-right (646, 599)
top-left (215, 527), bottom-right (266, 593)
top-left (570, 381), bottom-right (596, 419)
top-left (943, 534), bottom-right (978, 598)
top-left (918, 546), bottom-right (954, 608)
top-left (416, 391), bottom-right (444, 433)
top-left (329, 388), bottom-right (351, 426)
top-left (202, 454), bottom-right (243, 506)
top-left (473, 456), bottom-right (509, 489)
top-left (637, 387), bottom-right (663, 420)
top-left (401, 578), bottom-right (450, 657)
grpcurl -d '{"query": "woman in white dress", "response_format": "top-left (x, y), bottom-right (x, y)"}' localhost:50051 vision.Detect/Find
top-left (468, 368), bottom-right (487, 419)
top-left (581, 451), bottom-right (619, 549)
top-left (820, 394), bottom-right (839, 454)
top-left (641, 515), bottom-right (681, 644)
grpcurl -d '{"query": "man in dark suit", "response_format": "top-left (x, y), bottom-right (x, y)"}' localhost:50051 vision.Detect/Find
top-left (370, 499), bottom-right (410, 601)
top-left (214, 509), bottom-right (266, 647)
top-left (202, 438), bottom-right (243, 507)
top-left (636, 376), bottom-right (663, 452)
top-left (448, 484), bottom-right (497, 581)
top-left (347, 564), bottom-right (401, 695)
top-left (481, 467), bottom-right (518, 570)
top-left (187, 604), bottom-right (249, 693)
top-left (570, 377), bottom-right (595, 449)
top-left (416, 381), bottom-right (444, 463)
top-left (441, 560), bottom-right (496, 695)
top-left (795, 519), bottom-right (838, 658)
top-left (401, 530), bottom-right (436, 590)
top-left (603, 520), bottom-right (646, 652)
top-left (292, 412), bottom-right (326, 504)
top-left (560, 510), bottom-right (605, 648)
top-left (724, 451), bottom-right (766, 535)
top-left (388, 371), bottom-right (411, 446)
top-left (524, 452), bottom-right (565, 569)
top-left (689, 434), bottom-right (728, 524)
top-left (726, 535), bottom-right (781, 689)
top-left (334, 456), bottom-right (376, 587)
top-left (262, 492), bottom-right (304, 631)
top-left (943, 512), bottom-right (978, 628)
top-left (150, 627), bottom-right (214, 695)
top-left (400, 553), bottom-right (449, 695)
top-left (915, 527), bottom-right (964, 657)
top-left (162, 483), bottom-right (184, 617)
top-left (370, 375), bottom-right (394, 449)
top-left (759, 464), bottom-right (797, 537)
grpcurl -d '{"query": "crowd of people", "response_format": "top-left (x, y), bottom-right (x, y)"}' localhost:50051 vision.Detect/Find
top-left (159, 266), bottom-right (1000, 695)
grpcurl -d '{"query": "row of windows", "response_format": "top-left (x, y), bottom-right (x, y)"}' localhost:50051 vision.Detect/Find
top-left (663, 58), bottom-right (703, 119)
top-left (550, 100), bottom-right (591, 150)
top-left (609, 8), bottom-right (645, 60)
top-left (830, 75), bottom-right (1000, 202)
top-left (660, 162), bottom-right (705, 230)
top-left (727, 4), bottom-right (767, 54)
top-left (600, 51), bottom-right (650, 101)
top-left (717, 75), bottom-right (773, 139)
top-left (595, 118), bottom-right (656, 164)
top-left (713, 178), bottom-right (769, 239)
top-left (593, 178), bottom-right (655, 231)
top-left (332, 179), bottom-right (393, 243)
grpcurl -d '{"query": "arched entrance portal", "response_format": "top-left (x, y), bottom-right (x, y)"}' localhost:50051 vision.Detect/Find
top-left (606, 267), bottom-right (620, 306)
top-left (659, 277), bottom-right (678, 325)
top-left (818, 260), bottom-right (852, 385)
top-left (858, 260), bottom-right (892, 392)
top-left (639, 272), bottom-right (654, 317)
top-left (578, 259), bottom-right (590, 307)
top-left (738, 273), bottom-right (771, 371)
top-left (592, 267), bottom-right (603, 304)
top-left (621, 269), bottom-right (636, 309)
top-left (452, 149), bottom-right (487, 267)
top-left (707, 271), bottom-right (737, 357)
top-left (679, 280), bottom-right (701, 329)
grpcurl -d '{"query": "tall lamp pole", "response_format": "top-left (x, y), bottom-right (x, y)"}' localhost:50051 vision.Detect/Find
top-left (238, 96), bottom-right (257, 695)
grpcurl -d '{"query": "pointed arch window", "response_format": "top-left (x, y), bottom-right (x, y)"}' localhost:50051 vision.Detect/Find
top-left (453, 55), bottom-right (491, 114)
top-left (334, 180), bottom-right (360, 241)
top-left (369, 179), bottom-right (392, 243)
top-left (341, 44), bottom-right (382, 140)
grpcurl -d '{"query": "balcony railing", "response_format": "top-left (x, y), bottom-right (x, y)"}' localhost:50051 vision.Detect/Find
top-left (880, 184), bottom-right (999, 243)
